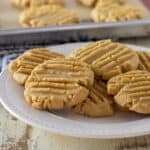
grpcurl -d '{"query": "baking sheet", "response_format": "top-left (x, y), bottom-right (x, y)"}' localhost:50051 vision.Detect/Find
top-left (0, 0), bottom-right (150, 46)
top-left (0, 0), bottom-right (150, 29)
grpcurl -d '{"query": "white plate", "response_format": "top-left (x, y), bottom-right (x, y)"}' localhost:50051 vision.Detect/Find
top-left (0, 42), bottom-right (150, 139)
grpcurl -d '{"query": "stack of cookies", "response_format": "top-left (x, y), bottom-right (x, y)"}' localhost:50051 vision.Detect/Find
top-left (9, 39), bottom-right (150, 117)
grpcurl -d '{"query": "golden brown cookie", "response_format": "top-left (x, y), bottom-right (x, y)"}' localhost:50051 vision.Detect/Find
top-left (107, 70), bottom-right (150, 96)
top-left (11, 0), bottom-right (64, 9)
top-left (20, 5), bottom-right (79, 27)
top-left (25, 58), bottom-right (94, 110)
top-left (72, 80), bottom-right (113, 117)
top-left (70, 40), bottom-right (139, 80)
top-left (91, 3), bottom-right (143, 23)
top-left (115, 81), bottom-right (150, 114)
top-left (78, 0), bottom-right (97, 7)
top-left (9, 48), bottom-right (64, 85)
top-left (137, 51), bottom-right (150, 72)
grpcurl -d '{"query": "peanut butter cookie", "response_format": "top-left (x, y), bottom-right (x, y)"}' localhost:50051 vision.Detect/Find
top-left (91, 3), bottom-right (143, 23)
top-left (20, 5), bottom-right (79, 27)
top-left (115, 81), bottom-right (150, 114)
top-left (70, 40), bottom-right (139, 80)
top-left (9, 48), bottom-right (64, 85)
top-left (137, 51), bottom-right (150, 72)
top-left (72, 80), bottom-right (113, 117)
top-left (25, 58), bottom-right (94, 110)
top-left (107, 70), bottom-right (150, 96)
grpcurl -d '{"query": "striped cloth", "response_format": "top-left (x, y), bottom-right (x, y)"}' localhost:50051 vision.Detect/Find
top-left (0, 49), bottom-right (27, 72)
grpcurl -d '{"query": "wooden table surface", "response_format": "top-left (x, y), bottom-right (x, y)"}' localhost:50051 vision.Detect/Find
top-left (1, 37), bottom-right (150, 150)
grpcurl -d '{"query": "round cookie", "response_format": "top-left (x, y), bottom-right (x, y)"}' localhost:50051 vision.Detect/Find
top-left (24, 58), bottom-right (94, 110)
top-left (9, 48), bottom-right (64, 85)
top-left (11, 0), bottom-right (64, 9)
top-left (70, 40), bottom-right (139, 80)
top-left (72, 80), bottom-right (113, 117)
top-left (91, 2), bottom-right (143, 23)
top-left (115, 81), bottom-right (150, 114)
top-left (137, 51), bottom-right (150, 72)
top-left (107, 70), bottom-right (150, 96)
top-left (20, 5), bottom-right (79, 27)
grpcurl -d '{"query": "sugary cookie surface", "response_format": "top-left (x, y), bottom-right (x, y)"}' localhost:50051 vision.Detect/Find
top-left (9, 48), bottom-right (64, 85)
top-left (20, 5), bottom-right (79, 27)
top-left (25, 58), bottom-right (94, 110)
top-left (70, 40), bottom-right (139, 80)
top-left (115, 81), bottom-right (150, 114)
top-left (107, 70), bottom-right (150, 96)
top-left (72, 80), bottom-right (113, 117)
